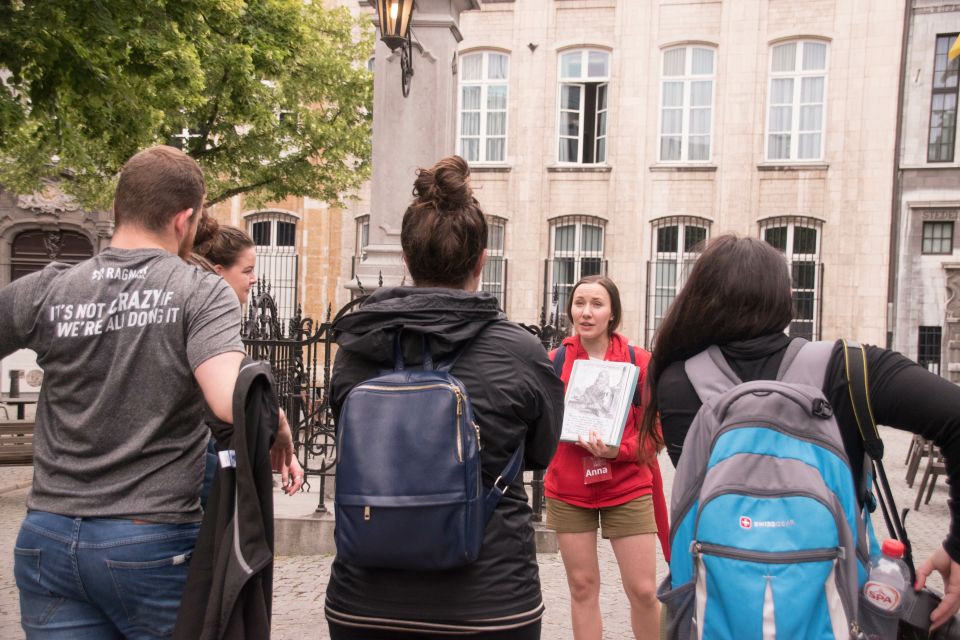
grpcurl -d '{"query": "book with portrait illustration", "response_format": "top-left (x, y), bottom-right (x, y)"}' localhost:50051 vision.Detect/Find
top-left (560, 359), bottom-right (639, 447)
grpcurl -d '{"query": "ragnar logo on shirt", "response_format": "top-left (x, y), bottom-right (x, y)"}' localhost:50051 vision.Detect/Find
top-left (91, 267), bottom-right (148, 281)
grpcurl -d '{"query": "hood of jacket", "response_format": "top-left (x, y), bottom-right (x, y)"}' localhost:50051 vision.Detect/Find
top-left (332, 287), bottom-right (506, 367)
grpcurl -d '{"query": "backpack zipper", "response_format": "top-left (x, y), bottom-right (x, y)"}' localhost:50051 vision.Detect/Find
top-left (694, 541), bottom-right (841, 564)
top-left (356, 382), bottom-right (465, 463)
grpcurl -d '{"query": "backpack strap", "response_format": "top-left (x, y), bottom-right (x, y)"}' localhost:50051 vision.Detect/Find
top-left (684, 346), bottom-right (742, 404)
top-left (552, 344), bottom-right (566, 378)
top-left (483, 445), bottom-right (525, 521)
top-left (777, 339), bottom-right (834, 387)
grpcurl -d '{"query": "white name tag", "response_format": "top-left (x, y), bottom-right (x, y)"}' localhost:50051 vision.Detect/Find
top-left (218, 450), bottom-right (237, 468)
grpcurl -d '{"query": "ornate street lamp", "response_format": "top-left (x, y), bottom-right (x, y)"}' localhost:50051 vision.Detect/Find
top-left (375, 0), bottom-right (415, 97)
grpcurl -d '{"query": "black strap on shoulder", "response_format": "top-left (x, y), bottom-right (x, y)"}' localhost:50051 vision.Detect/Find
top-left (843, 339), bottom-right (883, 460)
top-left (843, 339), bottom-right (917, 580)
top-left (552, 344), bottom-right (566, 378)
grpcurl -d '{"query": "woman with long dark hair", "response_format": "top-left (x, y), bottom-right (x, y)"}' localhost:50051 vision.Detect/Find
top-left (641, 233), bottom-right (960, 631)
top-left (545, 274), bottom-right (668, 640)
top-left (324, 156), bottom-right (564, 638)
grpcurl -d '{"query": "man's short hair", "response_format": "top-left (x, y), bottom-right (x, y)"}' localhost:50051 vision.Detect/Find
top-left (113, 146), bottom-right (205, 232)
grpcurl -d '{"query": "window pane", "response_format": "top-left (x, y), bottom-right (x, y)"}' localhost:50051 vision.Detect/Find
top-left (663, 48), bottom-right (685, 76)
top-left (582, 224), bottom-right (603, 252)
top-left (461, 138), bottom-right (479, 162)
top-left (772, 43), bottom-right (797, 72)
top-left (661, 109), bottom-right (682, 135)
top-left (793, 227), bottom-right (818, 254)
top-left (562, 84), bottom-right (582, 110)
top-left (765, 226), bottom-right (788, 251)
top-left (560, 137), bottom-right (579, 162)
top-left (799, 105), bottom-right (822, 131)
top-left (769, 106), bottom-right (792, 132)
top-left (660, 136), bottom-right (682, 161)
top-left (771, 78), bottom-right (794, 104)
top-left (561, 52), bottom-right (582, 79)
top-left (461, 85), bottom-right (481, 110)
top-left (488, 222), bottom-right (505, 251)
top-left (691, 48), bottom-right (714, 75)
top-left (802, 42), bottom-right (827, 71)
top-left (487, 112), bottom-right (506, 136)
top-left (657, 225), bottom-right (679, 253)
top-left (588, 51), bottom-right (609, 78)
top-left (563, 111), bottom-right (580, 136)
top-left (252, 221), bottom-right (271, 246)
top-left (801, 77), bottom-right (825, 103)
top-left (596, 137), bottom-right (606, 163)
top-left (277, 221), bottom-right (296, 247)
top-left (662, 82), bottom-right (683, 107)
top-left (597, 83), bottom-right (608, 111)
top-left (798, 133), bottom-right (821, 159)
top-left (688, 135), bottom-right (710, 160)
top-left (461, 54), bottom-right (482, 81)
top-left (555, 224), bottom-right (575, 252)
top-left (581, 258), bottom-right (603, 277)
top-left (793, 263), bottom-right (816, 295)
top-left (922, 221), bottom-right (954, 253)
top-left (656, 260), bottom-right (678, 287)
top-left (485, 138), bottom-right (505, 162)
top-left (596, 110), bottom-right (607, 138)
top-left (768, 134), bottom-right (792, 159)
top-left (487, 84), bottom-right (507, 110)
top-left (690, 81), bottom-right (712, 107)
top-left (488, 53), bottom-right (508, 80)
top-left (461, 112), bottom-right (480, 136)
top-left (690, 109), bottom-right (711, 135)
top-left (684, 225), bottom-right (708, 251)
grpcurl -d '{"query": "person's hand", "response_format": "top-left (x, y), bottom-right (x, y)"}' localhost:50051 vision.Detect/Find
top-left (915, 544), bottom-right (960, 630)
top-left (576, 431), bottom-right (619, 459)
top-left (271, 407), bottom-right (303, 495)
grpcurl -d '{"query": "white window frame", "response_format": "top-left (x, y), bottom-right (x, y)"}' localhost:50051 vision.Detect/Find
top-left (245, 211), bottom-right (299, 321)
top-left (765, 40), bottom-right (829, 162)
top-left (759, 217), bottom-right (823, 340)
top-left (646, 218), bottom-right (710, 346)
top-left (556, 49), bottom-right (611, 165)
top-left (458, 51), bottom-right (509, 164)
top-left (658, 46), bottom-right (716, 164)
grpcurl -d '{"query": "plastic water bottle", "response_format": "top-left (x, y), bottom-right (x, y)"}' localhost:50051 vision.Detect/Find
top-left (863, 539), bottom-right (910, 613)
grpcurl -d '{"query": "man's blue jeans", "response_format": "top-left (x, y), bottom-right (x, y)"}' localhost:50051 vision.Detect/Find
top-left (14, 510), bottom-right (200, 639)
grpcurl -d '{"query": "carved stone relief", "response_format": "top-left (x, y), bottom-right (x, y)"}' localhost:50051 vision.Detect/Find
top-left (943, 264), bottom-right (960, 383)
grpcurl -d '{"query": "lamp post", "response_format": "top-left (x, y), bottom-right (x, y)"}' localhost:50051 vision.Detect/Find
top-left (375, 0), bottom-right (416, 97)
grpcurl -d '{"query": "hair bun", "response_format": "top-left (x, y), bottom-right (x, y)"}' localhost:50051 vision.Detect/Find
top-left (412, 155), bottom-right (473, 212)
top-left (193, 212), bottom-right (220, 250)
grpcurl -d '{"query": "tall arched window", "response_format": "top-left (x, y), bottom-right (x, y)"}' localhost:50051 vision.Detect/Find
top-left (245, 211), bottom-right (299, 321)
top-left (659, 46), bottom-right (716, 163)
top-left (459, 51), bottom-right (509, 163)
top-left (482, 215), bottom-right (507, 307)
top-left (546, 215), bottom-right (606, 328)
top-left (759, 216), bottom-right (824, 340)
top-left (557, 49), bottom-right (610, 164)
top-left (646, 217), bottom-right (710, 346)
top-left (766, 40), bottom-right (828, 162)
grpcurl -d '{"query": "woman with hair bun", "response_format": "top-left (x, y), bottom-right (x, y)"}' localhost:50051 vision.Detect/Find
top-left (192, 216), bottom-right (257, 305)
top-left (325, 156), bottom-right (564, 639)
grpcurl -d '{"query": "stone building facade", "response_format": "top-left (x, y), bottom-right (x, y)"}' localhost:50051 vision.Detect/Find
top-left (346, 0), bottom-right (907, 348)
top-left (892, 1), bottom-right (960, 381)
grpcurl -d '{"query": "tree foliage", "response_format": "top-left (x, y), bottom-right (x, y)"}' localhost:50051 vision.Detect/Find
top-left (0, 0), bottom-right (374, 209)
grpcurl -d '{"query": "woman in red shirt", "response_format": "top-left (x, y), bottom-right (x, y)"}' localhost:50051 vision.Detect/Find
top-left (545, 275), bottom-right (669, 639)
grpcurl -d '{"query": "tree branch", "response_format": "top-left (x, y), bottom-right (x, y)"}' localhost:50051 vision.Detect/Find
top-left (205, 177), bottom-right (277, 206)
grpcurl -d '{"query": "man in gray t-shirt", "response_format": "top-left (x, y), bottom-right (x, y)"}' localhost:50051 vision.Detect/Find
top-left (0, 146), bottom-right (300, 638)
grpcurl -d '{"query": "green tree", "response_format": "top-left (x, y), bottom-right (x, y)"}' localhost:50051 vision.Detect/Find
top-left (0, 0), bottom-right (373, 209)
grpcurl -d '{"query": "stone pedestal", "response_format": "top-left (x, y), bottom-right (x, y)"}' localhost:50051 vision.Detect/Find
top-left (352, 0), bottom-right (480, 291)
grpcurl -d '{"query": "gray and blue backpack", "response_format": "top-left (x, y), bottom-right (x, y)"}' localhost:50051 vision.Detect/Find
top-left (658, 339), bottom-right (899, 640)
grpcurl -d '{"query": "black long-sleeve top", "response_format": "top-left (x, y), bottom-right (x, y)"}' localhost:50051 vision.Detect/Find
top-left (658, 333), bottom-right (960, 562)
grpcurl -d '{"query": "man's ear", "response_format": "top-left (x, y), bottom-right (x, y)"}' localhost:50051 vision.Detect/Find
top-left (172, 207), bottom-right (194, 240)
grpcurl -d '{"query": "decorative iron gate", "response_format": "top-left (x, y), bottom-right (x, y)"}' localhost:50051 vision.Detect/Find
top-left (242, 281), bottom-right (566, 517)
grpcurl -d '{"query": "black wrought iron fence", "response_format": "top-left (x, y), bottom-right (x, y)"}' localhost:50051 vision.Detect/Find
top-left (242, 281), bottom-right (566, 519)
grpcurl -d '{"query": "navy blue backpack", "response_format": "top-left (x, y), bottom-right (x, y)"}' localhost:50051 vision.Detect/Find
top-left (334, 332), bottom-right (523, 571)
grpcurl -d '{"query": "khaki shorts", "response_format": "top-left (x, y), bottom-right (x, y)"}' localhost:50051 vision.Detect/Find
top-left (545, 495), bottom-right (657, 539)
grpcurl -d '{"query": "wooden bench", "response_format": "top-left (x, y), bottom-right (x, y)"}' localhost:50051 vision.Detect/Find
top-left (0, 421), bottom-right (34, 466)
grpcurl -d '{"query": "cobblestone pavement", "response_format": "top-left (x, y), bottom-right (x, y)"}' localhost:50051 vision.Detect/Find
top-left (0, 426), bottom-right (950, 639)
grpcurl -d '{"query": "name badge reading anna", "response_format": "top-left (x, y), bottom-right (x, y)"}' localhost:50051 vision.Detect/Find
top-left (583, 456), bottom-right (612, 485)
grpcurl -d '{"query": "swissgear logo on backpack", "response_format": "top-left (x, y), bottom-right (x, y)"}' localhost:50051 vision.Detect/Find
top-left (740, 516), bottom-right (752, 529)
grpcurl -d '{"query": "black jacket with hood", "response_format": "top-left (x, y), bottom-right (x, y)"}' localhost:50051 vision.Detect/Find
top-left (324, 287), bottom-right (564, 633)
